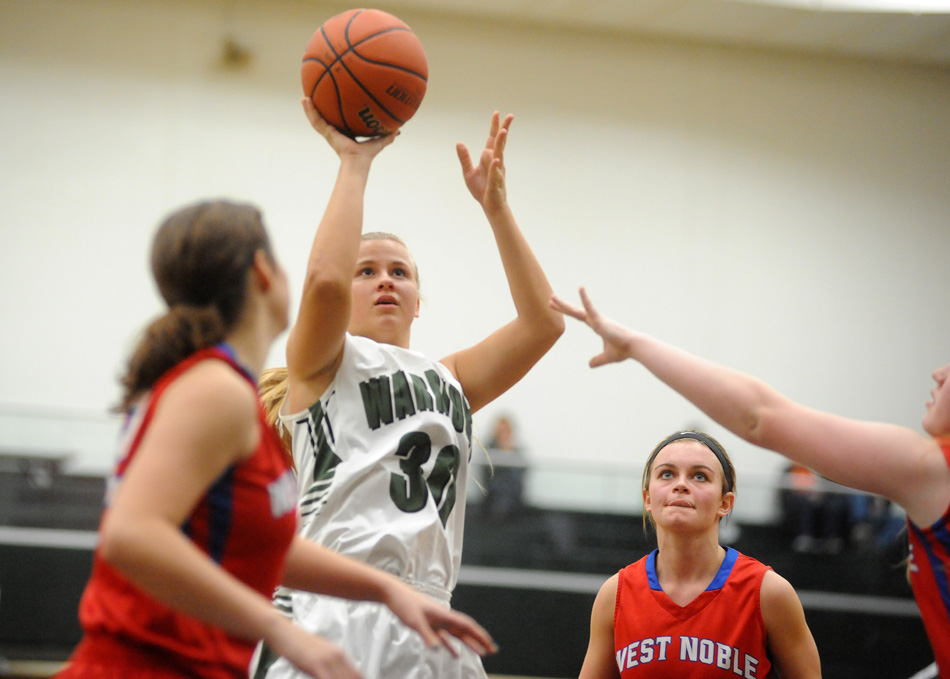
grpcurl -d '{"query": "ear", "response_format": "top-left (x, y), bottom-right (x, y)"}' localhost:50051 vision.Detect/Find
top-left (718, 491), bottom-right (736, 519)
top-left (251, 250), bottom-right (274, 292)
top-left (642, 488), bottom-right (652, 514)
top-left (414, 295), bottom-right (421, 319)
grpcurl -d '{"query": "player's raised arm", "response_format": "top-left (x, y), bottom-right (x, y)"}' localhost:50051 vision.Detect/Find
top-left (441, 112), bottom-right (564, 413)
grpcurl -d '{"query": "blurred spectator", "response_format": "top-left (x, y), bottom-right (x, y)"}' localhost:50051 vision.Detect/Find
top-left (482, 415), bottom-right (527, 521)
top-left (779, 463), bottom-right (851, 554)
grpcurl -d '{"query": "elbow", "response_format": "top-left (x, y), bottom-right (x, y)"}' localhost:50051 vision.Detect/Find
top-left (301, 269), bottom-right (350, 308)
top-left (741, 409), bottom-right (768, 448)
top-left (98, 512), bottom-right (138, 572)
top-left (540, 307), bottom-right (566, 345)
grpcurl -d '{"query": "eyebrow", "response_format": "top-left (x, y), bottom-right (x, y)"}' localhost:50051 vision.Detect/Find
top-left (655, 462), bottom-right (717, 474)
top-left (355, 257), bottom-right (412, 269)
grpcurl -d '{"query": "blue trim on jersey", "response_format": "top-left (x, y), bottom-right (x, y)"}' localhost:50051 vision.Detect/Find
top-left (215, 342), bottom-right (257, 383)
top-left (181, 466), bottom-right (236, 564)
top-left (707, 547), bottom-right (739, 590)
top-left (646, 547), bottom-right (738, 592)
top-left (207, 466), bottom-right (236, 564)
top-left (911, 518), bottom-right (950, 622)
top-left (646, 550), bottom-right (660, 590)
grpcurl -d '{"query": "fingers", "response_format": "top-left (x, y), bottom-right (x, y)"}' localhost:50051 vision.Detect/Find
top-left (549, 294), bottom-right (587, 322)
top-left (456, 142), bottom-right (474, 174)
top-left (438, 611), bottom-right (497, 657)
top-left (486, 111), bottom-right (500, 149)
top-left (436, 629), bottom-right (459, 658)
top-left (492, 127), bottom-right (508, 164)
top-left (301, 97), bottom-right (331, 136)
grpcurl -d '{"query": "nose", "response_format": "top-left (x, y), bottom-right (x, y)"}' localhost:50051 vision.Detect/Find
top-left (376, 272), bottom-right (394, 289)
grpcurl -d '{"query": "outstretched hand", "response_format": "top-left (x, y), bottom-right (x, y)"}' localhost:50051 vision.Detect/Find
top-left (302, 98), bottom-right (397, 160)
top-left (384, 580), bottom-right (498, 658)
top-left (550, 288), bottom-right (637, 368)
top-left (266, 617), bottom-right (362, 679)
top-left (456, 111), bottom-right (513, 214)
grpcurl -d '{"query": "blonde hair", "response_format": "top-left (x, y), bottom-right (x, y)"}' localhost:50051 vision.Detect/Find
top-left (258, 367), bottom-right (292, 465)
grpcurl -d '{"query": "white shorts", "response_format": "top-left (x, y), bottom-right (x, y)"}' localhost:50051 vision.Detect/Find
top-left (256, 595), bottom-right (487, 679)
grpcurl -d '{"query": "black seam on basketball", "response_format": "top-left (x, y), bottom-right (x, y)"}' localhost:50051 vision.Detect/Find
top-left (343, 29), bottom-right (427, 80)
top-left (333, 56), bottom-right (408, 128)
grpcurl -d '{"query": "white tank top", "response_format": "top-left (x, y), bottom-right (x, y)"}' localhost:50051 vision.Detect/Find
top-left (280, 334), bottom-right (473, 596)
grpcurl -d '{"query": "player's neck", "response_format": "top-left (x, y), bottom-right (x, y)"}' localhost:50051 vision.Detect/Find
top-left (654, 532), bottom-right (725, 586)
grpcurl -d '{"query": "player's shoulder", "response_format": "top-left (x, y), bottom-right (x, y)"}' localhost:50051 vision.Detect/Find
top-left (167, 356), bottom-right (258, 419)
top-left (759, 569), bottom-right (800, 610)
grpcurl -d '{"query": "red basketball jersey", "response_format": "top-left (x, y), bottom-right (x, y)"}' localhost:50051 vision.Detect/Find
top-left (614, 548), bottom-right (772, 678)
top-left (62, 346), bottom-right (298, 679)
top-left (907, 437), bottom-right (950, 676)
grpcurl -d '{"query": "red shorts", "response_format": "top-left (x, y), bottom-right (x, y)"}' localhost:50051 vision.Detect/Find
top-left (56, 633), bottom-right (247, 679)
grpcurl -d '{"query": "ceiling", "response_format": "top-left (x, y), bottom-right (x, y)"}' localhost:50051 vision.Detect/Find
top-left (379, 0), bottom-right (950, 67)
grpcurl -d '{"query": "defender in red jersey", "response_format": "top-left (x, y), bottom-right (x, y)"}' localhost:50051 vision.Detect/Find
top-left (553, 288), bottom-right (950, 676)
top-left (578, 432), bottom-right (821, 679)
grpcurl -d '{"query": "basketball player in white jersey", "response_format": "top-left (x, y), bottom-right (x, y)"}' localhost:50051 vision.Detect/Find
top-left (256, 100), bottom-right (564, 679)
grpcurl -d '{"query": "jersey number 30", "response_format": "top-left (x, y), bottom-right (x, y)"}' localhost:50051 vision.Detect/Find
top-left (389, 431), bottom-right (460, 527)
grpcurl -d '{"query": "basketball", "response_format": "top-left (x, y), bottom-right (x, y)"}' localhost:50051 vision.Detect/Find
top-left (301, 9), bottom-right (428, 138)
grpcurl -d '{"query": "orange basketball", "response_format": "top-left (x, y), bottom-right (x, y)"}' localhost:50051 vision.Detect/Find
top-left (301, 9), bottom-right (428, 138)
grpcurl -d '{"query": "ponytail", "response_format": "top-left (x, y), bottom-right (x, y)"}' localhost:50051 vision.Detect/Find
top-left (116, 200), bottom-right (271, 412)
top-left (118, 306), bottom-right (225, 411)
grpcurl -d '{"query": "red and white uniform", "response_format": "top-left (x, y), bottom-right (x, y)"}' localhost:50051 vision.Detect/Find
top-left (614, 548), bottom-right (772, 679)
top-left (907, 437), bottom-right (950, 676)
top-left (59, 346), bottom-right (298, 679)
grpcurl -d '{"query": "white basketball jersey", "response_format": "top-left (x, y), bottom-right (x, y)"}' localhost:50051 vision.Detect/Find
top-left (281, 333), bottom-right (473, 594)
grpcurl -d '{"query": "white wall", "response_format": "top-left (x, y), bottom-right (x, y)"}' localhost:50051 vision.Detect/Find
top-left (1, 0), bottom-right (948, 519)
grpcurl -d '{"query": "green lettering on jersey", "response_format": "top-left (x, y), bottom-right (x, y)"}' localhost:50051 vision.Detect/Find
top-left (360, 375), bottom-right (394, 430)
top-left (307, 400), bottom-right (341, 484)
top-left (391, 371), bottom-right (416, 420)
top-left (410, 373), bottom-right (434, 412)
top-left (424, 369), bottom-right (451, 416)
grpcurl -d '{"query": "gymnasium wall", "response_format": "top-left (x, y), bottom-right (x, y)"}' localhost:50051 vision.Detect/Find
top-left (1, 0), bottom-right (949, 521)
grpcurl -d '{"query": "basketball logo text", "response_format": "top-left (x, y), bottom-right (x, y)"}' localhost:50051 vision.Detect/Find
top-left (386, 85), bottom-right (419, 108)
top-left (357, 107), bottom-right (387, 135)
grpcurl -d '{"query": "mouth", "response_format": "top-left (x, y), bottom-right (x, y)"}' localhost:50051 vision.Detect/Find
top-left (375, 295), bottom-right (398, 306)
top-left (667, 500), bottom-right (694, 509)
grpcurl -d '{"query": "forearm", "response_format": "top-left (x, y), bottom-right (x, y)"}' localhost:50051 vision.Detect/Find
top-left (281, 536), bottom-right (393, 604)
top-left (485, 203), bottom-right (564, 337)
top-left (100, 513), bottom-right (285, 643)
top-left (307, 155), bottom-right (373, 282)
top-left (628, 332), bottom-right (776, 442)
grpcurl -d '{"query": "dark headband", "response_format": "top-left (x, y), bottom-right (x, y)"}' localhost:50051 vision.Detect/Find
top-left (647, 431), bottom-right (734, 493)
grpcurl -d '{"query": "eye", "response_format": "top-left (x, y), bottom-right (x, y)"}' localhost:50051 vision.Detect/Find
top-left (694, 471), bottom-right (709, 482)
top-left (358, 266), bottom-right (374, 277)
top-left (658, 470), bottom-right (673, 479)
top-left (392, 267), bottom-right (407, 278)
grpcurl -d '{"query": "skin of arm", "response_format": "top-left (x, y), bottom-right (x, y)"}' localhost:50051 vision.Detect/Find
top-left (550, 288), bottom-right (950, 526)
top-left (439, 113), bottom-right (564, 412)
top-left (281, 537), bottom-right (496, 657)
top-left (578, 574), bottom-right (622, 679)
top-left (285, 99), bottom-right (397, 412)
top-left (760, 571), bottom-right (822, 678)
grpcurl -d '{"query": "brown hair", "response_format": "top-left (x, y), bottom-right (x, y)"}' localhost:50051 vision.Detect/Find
top-left (118, 201), bottom-right (273, 411)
